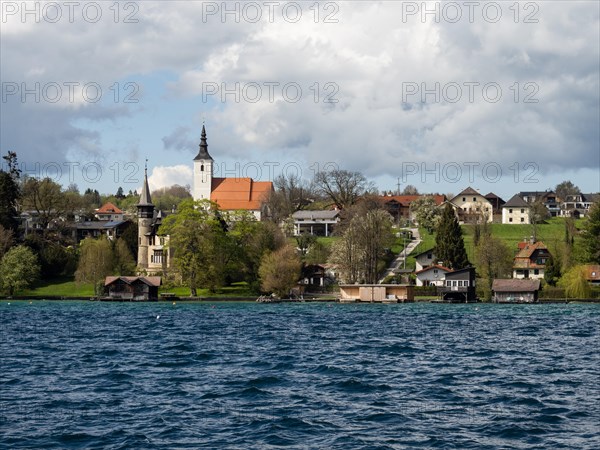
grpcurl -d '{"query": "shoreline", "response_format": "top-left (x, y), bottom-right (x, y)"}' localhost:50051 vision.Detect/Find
top-left (2, 296), bottom-right (600, 304)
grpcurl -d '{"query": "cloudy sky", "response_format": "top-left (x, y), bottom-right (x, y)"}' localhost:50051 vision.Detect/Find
top-left (1, 1), bottom-right (599, 198)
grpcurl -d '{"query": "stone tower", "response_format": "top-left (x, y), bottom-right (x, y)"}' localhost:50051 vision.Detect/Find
top-left (193, 125), bottom-right (214, 201)
top-left (137, 164), bottom-right (154, 270)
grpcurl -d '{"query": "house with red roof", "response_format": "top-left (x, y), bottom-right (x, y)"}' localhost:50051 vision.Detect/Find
top-left (512, 241), bottom-right (551, 280)
top-left (95, 202), bottom-right (124, 221)
top-left (415, 264), bottom-right (452, 287)
top-left (379, 194), bottom-right (446, 223)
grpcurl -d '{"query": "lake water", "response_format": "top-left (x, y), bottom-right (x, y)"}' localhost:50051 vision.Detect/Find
top-left (1, 301), bottom-right (599, 449)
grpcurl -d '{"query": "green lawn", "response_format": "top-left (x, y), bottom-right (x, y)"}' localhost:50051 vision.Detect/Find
top-left (160, 282), bottom-right (256, 298)
top-left (20, 277), bottom-right (95, 297)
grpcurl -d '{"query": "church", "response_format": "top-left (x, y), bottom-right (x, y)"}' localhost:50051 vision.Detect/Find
top-left (137, 125), bottom-right (274, 273)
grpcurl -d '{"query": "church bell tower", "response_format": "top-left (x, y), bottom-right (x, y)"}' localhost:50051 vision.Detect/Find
top-left (193, 125), bottom-right (213, 201)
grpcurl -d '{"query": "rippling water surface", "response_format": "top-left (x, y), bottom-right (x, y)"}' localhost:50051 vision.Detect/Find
top-left (1, 301), bottom-right (599, 449)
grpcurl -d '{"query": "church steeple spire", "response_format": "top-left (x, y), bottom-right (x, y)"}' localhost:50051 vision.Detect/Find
top-left (194, 125), bottom-right (213, 161)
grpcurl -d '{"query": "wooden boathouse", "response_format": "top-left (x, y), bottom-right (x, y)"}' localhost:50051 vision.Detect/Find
top-left (339, 284), bottom-right (414, 303)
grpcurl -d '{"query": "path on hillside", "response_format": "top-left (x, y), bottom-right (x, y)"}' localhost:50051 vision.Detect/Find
top-left (379, 228), bottom-right (421, 283)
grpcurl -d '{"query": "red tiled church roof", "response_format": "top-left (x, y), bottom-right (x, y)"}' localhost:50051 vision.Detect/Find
top-left (211, 178), bottom-right (273, 211)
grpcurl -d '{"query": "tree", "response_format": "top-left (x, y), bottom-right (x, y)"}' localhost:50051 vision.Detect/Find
top-left (114, 238), bottom-right (136, 275)
top-left (544, 254), bottom-right (561, 287)
top-left (265, 173), bottom-right (314, 223)
top-left (475, 235), bottom-right (513, 300)
top-left (0, 224), bottom-right (14, 260)
top-left (313, 169), bottom-right (374, 209)
top-left (75, 237), bottom-right (114, 292)
top-left (304, 240), bottom-right (330, 265)
top-left (0, 151), bottom-right (21, 232)
top-left (530, 200), bottom-right (550, 241)
top-left (580, 202), bottom-right (600, 264)
top-left (116, 186), bottom-right (125, 199)
top-left (160, 199), bottom-right (230, 295)
top-left (328, 205), bottom-right (394, 284)
top-left (151, 184), bottom-right (192, 212)
top-left (555, 181), bottom-right (580, 201)
top-left (296, 233), bottom-right (317, 258)
top-left (259, 245), bottom-right (301, 297)
top-left (558, 265), bottom-right (591, 299)
top-left (21, 177), bottom-right (67, 231)
top-left (410, 196), bottom-right (441, 234)
top-left (0, 246), bottom-right (40, 296)
top-left (435, 203), bottom-right (469, 270)
top-left (402, 185), bottom-right (419, 195)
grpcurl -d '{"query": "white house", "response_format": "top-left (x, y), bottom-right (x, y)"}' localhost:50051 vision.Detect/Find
top-left (415, 264), bottom-right (452, 287)
top-left (413, 248), bottom-right (437, 272)
top-left (448, 187), bottom-right (493, 223)
top-left (502, 194), bottom-right (531, 224)
top-left (292, 210), bottom-right (340, 236)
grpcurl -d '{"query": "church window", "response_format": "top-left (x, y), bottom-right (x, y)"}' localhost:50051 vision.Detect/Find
top-left (201, 164), bottom-right (204, 172)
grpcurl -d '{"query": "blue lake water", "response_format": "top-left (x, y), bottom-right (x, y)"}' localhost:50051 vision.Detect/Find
top-left (1, 301), bottom-right (599, 449)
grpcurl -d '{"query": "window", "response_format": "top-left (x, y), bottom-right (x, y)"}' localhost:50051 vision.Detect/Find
top-left (462, 197), bottom-right (466, 202)
top-left (509, 218), bottom-right (513, 223)
top-left (434, 269), bottom-right (438, 274)
top-left (452, 280), bottom-right (458, 287)
top-left (509, 209), bottom-right (513, 213)
top-left (473, 197), bottom-right (476, 201)
top-left (534, 269), bottom-right (539, 275)
top-left (201, 164), bottom-right (204, 171)
top-left (520, 218), bottom-right (524, 222)
top-left (521, 209), bottom-right (525, 213)
top-left (427, 253), bottom-right (432, 259)
top-left (458, 280), bottom-right (463, 287)
top-left (152, 250), bottom-right (163, 264)
top-left (446, 280), bottom-right (451, 287)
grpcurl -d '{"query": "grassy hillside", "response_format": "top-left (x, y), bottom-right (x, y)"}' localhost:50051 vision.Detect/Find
top-left (461, 217), bottom-right (581, 262)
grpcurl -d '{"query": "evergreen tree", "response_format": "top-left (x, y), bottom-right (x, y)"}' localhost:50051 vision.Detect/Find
top-left (435, 203), bottom-right (470, 270)
top-left (0, 151), bottom-right (21, 232)
top-left (581, 202), bottom-right (600, 264)
top-left (544, 254), bottom-right (561, 286)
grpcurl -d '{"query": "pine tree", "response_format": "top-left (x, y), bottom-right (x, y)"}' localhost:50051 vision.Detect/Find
top-left (544, 254), bottom-right (561, 286)
top-left (435, 203), bottom-right (470, 270)
top-left (581, 202), bottom-right (600, 264)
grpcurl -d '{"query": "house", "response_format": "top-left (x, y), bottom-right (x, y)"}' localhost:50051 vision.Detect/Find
top-left (339, 284), bottom-right (414, 303)
top-left (72, 220), bottom-right (131, 243)
top-left (502, 194), bottom-right (531, 224)
top-left (95, 202), bottom-right (124, 221)
top-left (585, 265), bottom-right (600, 285)
top-left (519, 190), bottom-right (561, 217)
top-left (193, 125), bottom-right (273, 220)
top-left (512, 241), bottom-right (551, 280)
top-left (104, 276), bottom-right (161, 300)
top-left (447, 187), bottom-right (493, 223)
top-left (484, 192), bottom-right (505, 214)
top-left (300, 264), bottom-right (337, 289)
top-left (492, 279), bottom-right (541, 303)
top-left (413, 247), bottom-right (436, 271)
top-left (292, 210), bottom-right (340, 236)
top-left (560, 193), bottom-right (600, 218)
top-left (415, 264), bottom-right (452, 287)
top-left (379, 194), bottom-right (446, 223)
top-left (437, 267), bottom-right (477, 302)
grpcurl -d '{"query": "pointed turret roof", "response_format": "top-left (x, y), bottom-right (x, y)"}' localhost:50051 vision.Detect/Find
top-left (194, 125), bottom-right (213, 161)
top-left (137, 165), bottom-right (153, 206)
